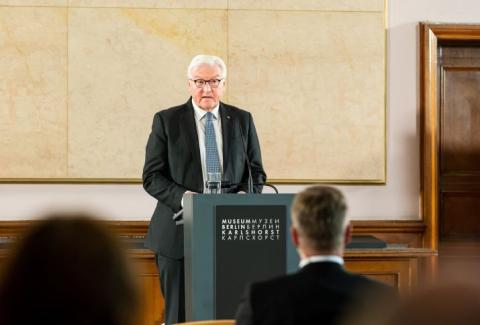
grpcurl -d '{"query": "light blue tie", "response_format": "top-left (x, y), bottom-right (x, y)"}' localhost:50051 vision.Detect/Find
top-left (205, 112), bottom-right (221, 175)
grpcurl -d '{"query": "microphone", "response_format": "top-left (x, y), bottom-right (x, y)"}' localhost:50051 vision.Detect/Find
top-left (239, 123), bottom-right (254, 194)
top-left (258, 183), bottom-right (278, 194)
top-left (222, 181), bottom-right (279, 194)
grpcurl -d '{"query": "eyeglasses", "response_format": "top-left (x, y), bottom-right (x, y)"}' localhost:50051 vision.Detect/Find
top-left (190, 79), bottom-right (224, 88)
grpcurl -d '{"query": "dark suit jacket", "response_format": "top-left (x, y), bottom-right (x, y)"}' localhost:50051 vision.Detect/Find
top-left (142, 98), bottom-right (267, 259)
top-left (235, 261), bottom-right (394, 325)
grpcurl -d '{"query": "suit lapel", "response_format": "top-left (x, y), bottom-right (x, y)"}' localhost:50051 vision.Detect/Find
top-left (180, 99), bottom-right (203, 185)
top-left (220, 103), bottom-right (234, 174)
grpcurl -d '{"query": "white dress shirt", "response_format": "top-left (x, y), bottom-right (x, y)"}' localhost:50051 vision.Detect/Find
top-left (192, 100), bottom-right (223, 192)
top-left (299, 255), bottom-right (344, 269)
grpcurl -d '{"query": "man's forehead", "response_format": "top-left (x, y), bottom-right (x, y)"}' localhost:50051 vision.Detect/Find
top-left (191, 64), bottom-right (221, 77)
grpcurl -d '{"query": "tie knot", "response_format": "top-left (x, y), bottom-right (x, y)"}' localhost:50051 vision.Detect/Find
top-left (206, 112), bottom-right (214, 121)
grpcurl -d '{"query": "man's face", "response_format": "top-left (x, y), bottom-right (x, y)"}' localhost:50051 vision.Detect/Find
top-left (188, 64), bottom-right (225, 111)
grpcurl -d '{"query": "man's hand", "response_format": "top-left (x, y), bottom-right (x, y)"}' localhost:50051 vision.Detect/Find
top-left (181, 191), bottom-right (197, 207)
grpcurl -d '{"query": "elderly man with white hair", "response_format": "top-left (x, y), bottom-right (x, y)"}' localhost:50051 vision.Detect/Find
top-left (142, 54), bottom-right (267, 324)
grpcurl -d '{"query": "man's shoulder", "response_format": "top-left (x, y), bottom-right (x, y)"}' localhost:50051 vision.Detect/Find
top-left (154, 100), bottom-right (190, 117)
top-left (221, 102), bottom-right (251, 117)
top-left (251, 263), bottom-right (393, 296)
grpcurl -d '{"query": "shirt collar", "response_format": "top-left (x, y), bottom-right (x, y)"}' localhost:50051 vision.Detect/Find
top-left (192, 98), bottom-right (220, 121)
top-left (299, 255), bottom-right (344, 269)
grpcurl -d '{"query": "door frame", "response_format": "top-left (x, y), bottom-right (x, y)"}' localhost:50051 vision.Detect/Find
top-left (420, 23), bottom-right (480, 250)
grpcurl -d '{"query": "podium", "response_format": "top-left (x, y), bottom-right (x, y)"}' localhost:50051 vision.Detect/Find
top-left (183, 194), bottom-right (299, 321)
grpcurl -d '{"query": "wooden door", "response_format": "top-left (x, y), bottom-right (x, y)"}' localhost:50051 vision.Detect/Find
top-left (437, 42), bottom-right (480, 278)
top-left (419, 24), bottom-right (480, 283)
top-left (438, 42), bottom-right (480, 240)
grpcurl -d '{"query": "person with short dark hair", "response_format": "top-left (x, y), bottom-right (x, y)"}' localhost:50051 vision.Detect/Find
top-left (235, 186), bottom-right (393, 325)
top-left (0, 214), bottom-right (139, 325)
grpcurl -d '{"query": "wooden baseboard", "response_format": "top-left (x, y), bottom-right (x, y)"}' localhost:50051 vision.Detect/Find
top-left (352, 220), bottom-right (427, 248)
top-left (0, 220), bottom-right (149, 238)
top-left (0, 219), bottom-right (426, 247)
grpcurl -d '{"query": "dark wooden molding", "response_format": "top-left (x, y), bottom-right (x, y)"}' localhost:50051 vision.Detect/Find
top-left (0, 220), bottom-right (425, 245)
top-left (352, 220), bottom-right (426, 248)
top-left (0, 220), bottom-right (149, 238)
top-left (352, 220), bottom-right (426, 233)
top-left (419, 23), bottom-right (480, 250)
top-left (0, 220), bottom-right (32, 237)
top-left (345, 247), bottom-right (435, 258)
top-left (105, 221), bottom-right (149, 237)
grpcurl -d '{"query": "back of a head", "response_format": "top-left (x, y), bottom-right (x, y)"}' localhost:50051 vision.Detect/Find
top-left (0, 213), bottom-right (139, 325)
top-left (292, 186), bottom-right (348, 252)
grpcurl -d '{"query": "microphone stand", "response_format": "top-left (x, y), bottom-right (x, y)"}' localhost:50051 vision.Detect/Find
top-left (239, 124), bottom-right (254, 194)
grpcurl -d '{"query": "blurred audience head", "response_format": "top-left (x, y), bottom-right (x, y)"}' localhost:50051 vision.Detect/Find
top-left (0, 213), bottom-right (139, 325)
top-left (377, 283), bottom-right (480, 325)
top-left (343, 277), bottom-right (480, 325)
top-left (291, 186), bottom-right (351, 257)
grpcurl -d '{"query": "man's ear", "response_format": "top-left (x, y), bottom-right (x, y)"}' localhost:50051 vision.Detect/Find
top-left (291, 226), bottom-right (300, 247)
top-left (344, 222), bottom-right (353, 246)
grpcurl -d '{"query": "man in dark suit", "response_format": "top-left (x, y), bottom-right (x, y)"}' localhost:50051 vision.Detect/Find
top-left (235, 186), bottom-right (394, 325)
top-left (143, 54), bottom-right (266, 325)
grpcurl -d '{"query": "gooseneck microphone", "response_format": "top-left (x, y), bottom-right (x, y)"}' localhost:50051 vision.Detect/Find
top-left (239, 123), bottom-right (254, 194)
top-left (221, 181), bottom-right (279, 194)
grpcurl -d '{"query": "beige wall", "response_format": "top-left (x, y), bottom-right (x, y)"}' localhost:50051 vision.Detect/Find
top-left (0, 0), bottom-right (386, 182)
top-left (2, 0), bottom-right (480, 221)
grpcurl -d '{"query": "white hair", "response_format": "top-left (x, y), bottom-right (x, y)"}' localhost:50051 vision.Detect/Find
top-left (187, 55), bottom-right (227, 79)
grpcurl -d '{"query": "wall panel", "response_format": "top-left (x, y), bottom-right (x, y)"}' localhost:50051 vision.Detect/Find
top-left (0, 1), bottom-right (386, 183)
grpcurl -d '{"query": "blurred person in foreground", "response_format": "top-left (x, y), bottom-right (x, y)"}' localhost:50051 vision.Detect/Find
top-left (362, 260), bottom-right (480, 325)
top-left (0, 214), bottom-right (139, 325)
top-left (235, 186), bottom-right (395, 325)
top-left (382, 283), bottom-right (480, 325)
top-left (348, 282), bottom-right (480, 325)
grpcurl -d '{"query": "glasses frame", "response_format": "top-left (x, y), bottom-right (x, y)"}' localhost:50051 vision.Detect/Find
top-left (190, 78), bottom-right (224, 89)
